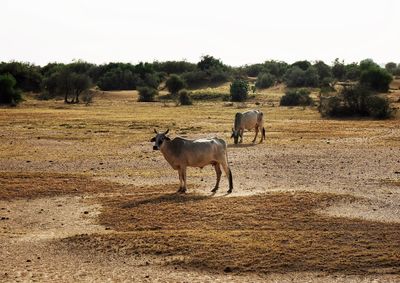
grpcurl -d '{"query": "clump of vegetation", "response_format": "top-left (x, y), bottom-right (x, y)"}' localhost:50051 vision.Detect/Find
top-left (280, 88), bottom-right (313, 106)
top-left (0, 61), bottom-right (42, 92)
top-left (137, 86), bottom-right (158, 102)
top-left (190, 91), bottom-right (229, 101)
top-left (319, 84), bottom-right (394, 119)
top-left (178, 89), bottom-right (192, 105)
top-left (283, 66), bottom-right (319, 88)
top-left (359, 66), bottom-right (392, 93)
top-left (0, 73), bottom-right (22, 105)
top-left (230, 79), bottom-right (249, 102)
top-left (166, 74), bottom-right (186, 96)
top-left (255, 73), bottom-right (275, 89)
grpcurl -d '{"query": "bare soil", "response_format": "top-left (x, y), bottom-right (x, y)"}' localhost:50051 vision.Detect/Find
top-left (0, 88), bottom-right (399, 282)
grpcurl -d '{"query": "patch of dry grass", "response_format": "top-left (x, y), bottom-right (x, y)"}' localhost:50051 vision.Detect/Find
top-left (0, 172), bottom-right (119, 200)
top-left (61, 186), bottom-right (400, 275)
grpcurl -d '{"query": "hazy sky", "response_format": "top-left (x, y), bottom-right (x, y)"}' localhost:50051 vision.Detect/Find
top-left (2, 0), bottom-right (399, 66)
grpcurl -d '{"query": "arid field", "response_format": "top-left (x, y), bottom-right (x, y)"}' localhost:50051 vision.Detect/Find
top-left (1, 84), bottom-right (400, 282)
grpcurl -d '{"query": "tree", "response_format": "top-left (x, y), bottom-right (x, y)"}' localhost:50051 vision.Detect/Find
top-left (230, 79), bottom-right (249, 102)
top-left (0, 73), bottom-right (22, 105)
top-left (291, 60), bottom-right (311, 71)
top-left (385, 62), bottom-right (397, 75)
top-left (313, 61), bottom-right (332, 82)
top-left (197, 55), bottom-right (226, 73)
top-left (166, 74), bottom-right (186, 95)
top-left (0, 61), bottom-right (42, 92)
top-left (360, 66), bottom-right (392, 93)
top-left (255, 73), bottom-right (275, 89)
top-left (332, 58), bottom-right (346, 81)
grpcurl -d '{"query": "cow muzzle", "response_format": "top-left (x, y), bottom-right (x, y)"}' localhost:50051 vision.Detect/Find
top-left (153, 146), bottom-right (159, 150)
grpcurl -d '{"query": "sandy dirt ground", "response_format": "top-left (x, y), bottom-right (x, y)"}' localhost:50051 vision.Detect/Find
top-left (0, 89), bottom-right (399, 282)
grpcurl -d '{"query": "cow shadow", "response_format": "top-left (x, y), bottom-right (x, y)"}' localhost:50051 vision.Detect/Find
top-left (121, 192), bottom-right (211, 209)
top-left (227, 143), bottom-right (258, 148)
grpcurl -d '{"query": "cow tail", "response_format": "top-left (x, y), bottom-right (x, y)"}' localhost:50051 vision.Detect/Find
top-left (228, 167), bottom-right (233, 192)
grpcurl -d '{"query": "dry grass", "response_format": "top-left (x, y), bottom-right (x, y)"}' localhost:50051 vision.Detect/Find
top-left (1, 83), bottom-right (400, 279)
top-left (0, 172), bottom-right (120, 200)
top-left (61, 185), bottom-right (400, 275)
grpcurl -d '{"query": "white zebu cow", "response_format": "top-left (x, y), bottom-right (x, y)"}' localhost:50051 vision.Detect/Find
top-left (151, 129), bottom-right (233, 194)
top-left (231, 110), bottom-right (266, 144)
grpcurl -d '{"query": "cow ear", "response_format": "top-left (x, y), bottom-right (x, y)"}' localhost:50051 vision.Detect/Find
top-left (150, 137), bottom-right (156, 142)
top-left (165, 129), bottom-right (169, 134)
top-left (154, 128), bottom-right (158, 134)
top-left (231, 128), bottom-right (234, 132)
top-left (231, 133), bottom-right (234, 138)
top-left (165, 136), bottom-right (171, 141)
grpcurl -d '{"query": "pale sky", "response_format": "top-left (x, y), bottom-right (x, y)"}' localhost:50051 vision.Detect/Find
top-left (2, 0), bottom-right (399, 66)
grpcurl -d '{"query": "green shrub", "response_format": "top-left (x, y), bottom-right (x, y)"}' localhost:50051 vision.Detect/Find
top-left (166, 74), bottom-right (186, 95)
top-left (255, 73), bottom-right (275, 89)
top-left (178, 89), bottom-right (192, 105)
top-left (359, 66), bottom-right (392, 92)
top-left (280, 88), bottom-right (313, 106)
top-left (319, 84), bottom-right (394, 119)
top-left (190, 91), bottom-right (229, 101)
top-left (181, 70), bottom-right (208, 88)
top-left (230, 79), bottom-right (249, 102)
top-left (137, 86), bottom-right (157, 102)
top-left (0, 62), bottom-right (42, 92)
top-left (364, 95), bottom-right (393, 119)
top-left (0, 73), bottom-right (22, 105)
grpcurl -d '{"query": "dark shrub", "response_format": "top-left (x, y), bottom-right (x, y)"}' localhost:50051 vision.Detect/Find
top-left (166, 74), bottom-right (186, 95)
top-left (284, 66), bottom-right (306, 87)
top-left (138, 86), bottom-right (157, 102)
top-left (0, 73), bottom-right (22, 105)
top-left (319, 84), bottom-right (394, 119)
top-left (197, 55), bottom-right (226, 72)
top-left (332, 58), bottom-right (346, 81)
top-left (344, 63), bottom-right (360, 81)
top-left (385, 62), bottom-right (397, 75)
top-left (230, 79), bottom-right (249, 102)
top-left (0, 62), bottom-right (42, 93)
top-left (291, 60), bottom-right (311, 71)
top-left (364, 95), bottom-right (393, 119)
top-left (263, 60), bottom-right (289, 81)
top-left (313, 61), bottom-right (332, 82)
top-left (359, 67), bottom-right (392, 92)
top-left (280, 89), bottom-right (313, 106)
top-left (255, 73), bottom-right (275, 89)
top-left (244, 64), bottom-right (264, 77)
top-left (152, 61), bottom-right (196, 74)
top-left (178, 89), bottom-right (192, 105)
top-left (181, 70), bottom-right (209, 88)
top-left (209, 67), bottom-right (230, 84)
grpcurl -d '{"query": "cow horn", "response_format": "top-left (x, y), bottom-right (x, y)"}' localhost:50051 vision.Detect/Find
top-left (154, 128), bottom-right (157, 134)
top-left (165, 129), bottom-right (169, 134)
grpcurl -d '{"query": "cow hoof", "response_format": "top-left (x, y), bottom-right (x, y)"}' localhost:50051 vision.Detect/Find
top-left (227, 189), bottom-right (233, 194)
top-left (211, 187), bottom-right (218, 193)
top-left (177, 187), bottom-right (186, 194)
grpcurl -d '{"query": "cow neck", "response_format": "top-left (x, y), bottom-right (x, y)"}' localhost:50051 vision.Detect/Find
top-left (159, 138), bottom-right (171, 155)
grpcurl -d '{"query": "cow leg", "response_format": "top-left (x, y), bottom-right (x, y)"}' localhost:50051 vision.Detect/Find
top-left (181, 167), bottom-right (187, 193)
top-left (239, 128), bottom-right (244, 143)
top-left (252, 126), bottom-right (259, 143)
top-left (177, 168), bottom-right (185, 193)
top-left (211, 163), bottom-right (222, 193)
top-left (220, 161), bottom-right (233, 194)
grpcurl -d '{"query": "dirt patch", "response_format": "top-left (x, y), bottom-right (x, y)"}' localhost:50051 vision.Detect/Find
top-left (59, 186), bottom-right (400, 275)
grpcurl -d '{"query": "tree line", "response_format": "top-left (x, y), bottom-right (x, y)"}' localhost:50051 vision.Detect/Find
top-left (0, 56), bottom-right (398, 107)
